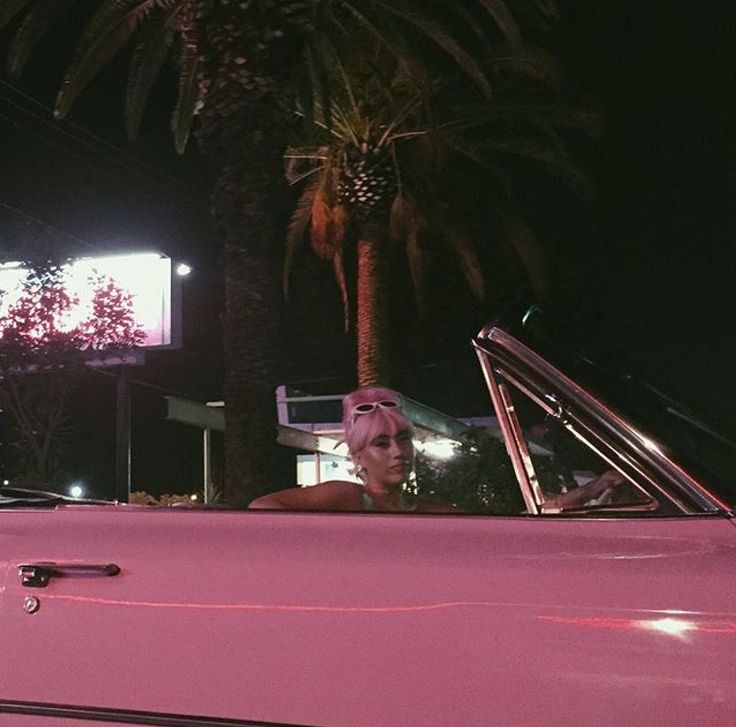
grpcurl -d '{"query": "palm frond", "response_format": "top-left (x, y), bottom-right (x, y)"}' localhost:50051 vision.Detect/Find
top-left (434, 0), bottom-right (491, 53)
top-left (378, 90), bottom-right (426, 147)
top-left (332, 203), bottom-right (348, 252)
top-left (0, 0), bottom-right (35, 32)
top-left (171, 34), bottom-right (199, 153)
top-left (7, 0), bottom-right (78, 78)
top-left (540, 105), bottom-right (603, 138)
top-left (55, 0), bottom-right (162, 119)
top-left (478, 135), bottom-right (563, 161)
top-left (443, 227), bottom-right (486, 301)
top-left (514, 0), bottom-right (559, 30)
top-left (310, 187), bottom-right (335, 260)
top-left (497, 204), bottom-right (548, 298)
top-left (125, 5), bottom-right (176, 141)
top-left (388, 192), bottom-right (415, 240)
top-left (296, 42), bottom-right (319, 134)
top-left (284, 175), bottom-right (322, 298)
top-left (485, 42), bottom-right (564, 85)
top-left (473, 0), bottom-right (522, 49)
top-left (332, 244), bottom-right (350, 332)
top-left (405, 227), bottom-right (425, 313)
top-left (284, 146), bottom-right (329, 184)
top-left (329, 2), bottom-right (409, 74)
top-left (310, 31), bottom-right (357, 128)
top-left (481, 137), bottom-right (593, 194)
top-left (374, 0), bottom-right (493, 99)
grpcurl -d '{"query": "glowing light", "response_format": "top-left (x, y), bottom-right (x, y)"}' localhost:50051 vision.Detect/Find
top-left (69, 484), bottom-right (84, 498)
top-left (2, 479), bottom-right (9, 486)
top-left (639, 617), bottom-right (695, 638)
top-left (414, 438), bottom-right (457, 459)
top-left (176, 263), bottom-right (192, 277)
top-left (639, 435), bottom-right (663, 455)
top-left (539, 613), bottom-right (736, 638)
top-left (189, 494), bottom-right (198, 501)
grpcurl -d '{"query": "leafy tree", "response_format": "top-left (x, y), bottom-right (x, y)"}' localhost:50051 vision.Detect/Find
top-left (0, 0), bottom-right (558, 501)
top-left (0, 261), bottom-right (144, 488)
top-left (284, 40), bottom-right (598, 386)
top-left (413, 427), bottom-right (525, 514)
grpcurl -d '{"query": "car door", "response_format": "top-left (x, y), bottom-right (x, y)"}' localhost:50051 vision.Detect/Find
top-left (0, 502), bottom-right (735, 727)
top-left (1, 319), bottom-right (735, 726)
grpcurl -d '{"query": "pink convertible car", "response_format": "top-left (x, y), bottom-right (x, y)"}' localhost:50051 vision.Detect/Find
top-left (0, 307), bottom-right (733, 726)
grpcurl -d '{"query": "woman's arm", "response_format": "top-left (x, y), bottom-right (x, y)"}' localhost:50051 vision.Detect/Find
top-left (545, 469), bottom-right (626, 510)
top-left (249, 481), bottom-right (361, 511)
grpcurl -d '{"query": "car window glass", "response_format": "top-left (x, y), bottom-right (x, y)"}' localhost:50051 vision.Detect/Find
top-left (411, 423), bottom-right (526, 515)
top-left (498, 377), bottom-right (654, 512)
top-left (272, 346), bottom-right (529, 515)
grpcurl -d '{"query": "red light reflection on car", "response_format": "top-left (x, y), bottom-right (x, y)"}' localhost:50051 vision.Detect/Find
top-left (43, 594), bottom-right (509, 613)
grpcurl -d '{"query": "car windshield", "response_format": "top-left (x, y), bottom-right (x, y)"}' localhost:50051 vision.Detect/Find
top-left (497, 307), bottom-right (736, 509)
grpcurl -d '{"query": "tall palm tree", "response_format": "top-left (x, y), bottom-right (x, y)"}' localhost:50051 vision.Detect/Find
top-left (0, 0), bottom-right (556, 502)
top-left (285, 42), bottom-right (598, 386)
top-left (285, 66), bottom-right (488, 386)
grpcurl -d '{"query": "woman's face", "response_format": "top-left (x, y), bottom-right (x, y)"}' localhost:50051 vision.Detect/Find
top-left (355, 425), bottom-right (415, 490)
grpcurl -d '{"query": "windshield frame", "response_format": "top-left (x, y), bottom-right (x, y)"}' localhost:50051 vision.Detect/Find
top-left (474, 325), bottom-right (732, 514)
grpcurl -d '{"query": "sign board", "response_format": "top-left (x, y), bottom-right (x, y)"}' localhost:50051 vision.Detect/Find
top-left (0, 252), bottom-right (180, 350)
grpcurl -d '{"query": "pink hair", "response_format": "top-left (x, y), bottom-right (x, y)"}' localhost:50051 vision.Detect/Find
top-left (342, 387), bottom-right (414, 455)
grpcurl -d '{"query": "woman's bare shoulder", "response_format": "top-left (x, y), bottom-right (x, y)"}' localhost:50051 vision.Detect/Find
top-left (316, 480), bottom-right (363, 491)
top-left (249, 481), bottom-right (362, 510)
top-left (312, 481), bottom-right (364, 508)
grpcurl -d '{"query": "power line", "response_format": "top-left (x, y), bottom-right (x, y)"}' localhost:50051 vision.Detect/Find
top-left (0, 78), bottom-right (190, 186)
top-left (0, 199), bottom-right (99, 253)
top-left (0, 79), bottom-right (202, 203)
top-left (0, 79), bottom-right (183, 186)
top-left (0, 106), bottom-right (154, 196)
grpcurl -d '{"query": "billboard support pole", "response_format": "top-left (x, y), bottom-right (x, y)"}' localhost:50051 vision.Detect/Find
top-left (115, 365), bottom-right (131, 503)
top-left (203, 428), bottom-right (212, 503)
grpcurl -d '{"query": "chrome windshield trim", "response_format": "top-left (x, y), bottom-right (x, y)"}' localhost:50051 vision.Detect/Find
top-left (474, 344), bottom-right (539, 514)
top-left (475, 327), bottom-right (727, 514)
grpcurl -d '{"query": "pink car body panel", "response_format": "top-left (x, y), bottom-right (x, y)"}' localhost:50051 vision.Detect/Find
top-left (0, 505), bottom-right (735, 725)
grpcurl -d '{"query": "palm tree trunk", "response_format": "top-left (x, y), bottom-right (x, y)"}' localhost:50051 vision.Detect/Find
top-left (356, 222), bottom-right (391, 387)
top-left (199, 111), bottom-right (289, 506)
top-left (196, 1), bottom-right (309, 505)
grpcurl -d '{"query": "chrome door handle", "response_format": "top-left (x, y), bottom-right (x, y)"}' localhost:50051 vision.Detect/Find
top-left (18, 563), bottom-right (121, 588)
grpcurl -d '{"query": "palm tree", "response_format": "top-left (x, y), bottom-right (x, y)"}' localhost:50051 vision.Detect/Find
top-left (0, 0), bottom-right (557, 502)
top-left (285, 42), bottom-right (598, 386)
top-left (285, 63), bottom-right (488, 386)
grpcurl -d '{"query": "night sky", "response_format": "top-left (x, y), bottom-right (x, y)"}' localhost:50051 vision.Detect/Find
top-left (553, 2), bottom-right (735, 399)
top-left (0, 1), bottom-right (734, 496)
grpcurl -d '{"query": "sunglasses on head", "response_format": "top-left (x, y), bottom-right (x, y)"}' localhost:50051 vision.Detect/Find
top-left (350, 399), bottom-right (400, 419)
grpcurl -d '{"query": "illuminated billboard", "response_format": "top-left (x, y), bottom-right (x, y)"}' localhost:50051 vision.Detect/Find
top-left (0, 252), bottom-right (179, 350)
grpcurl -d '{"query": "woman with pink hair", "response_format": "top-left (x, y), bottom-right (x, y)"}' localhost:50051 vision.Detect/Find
top-left (249, 387), bottom-right (452, 512)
